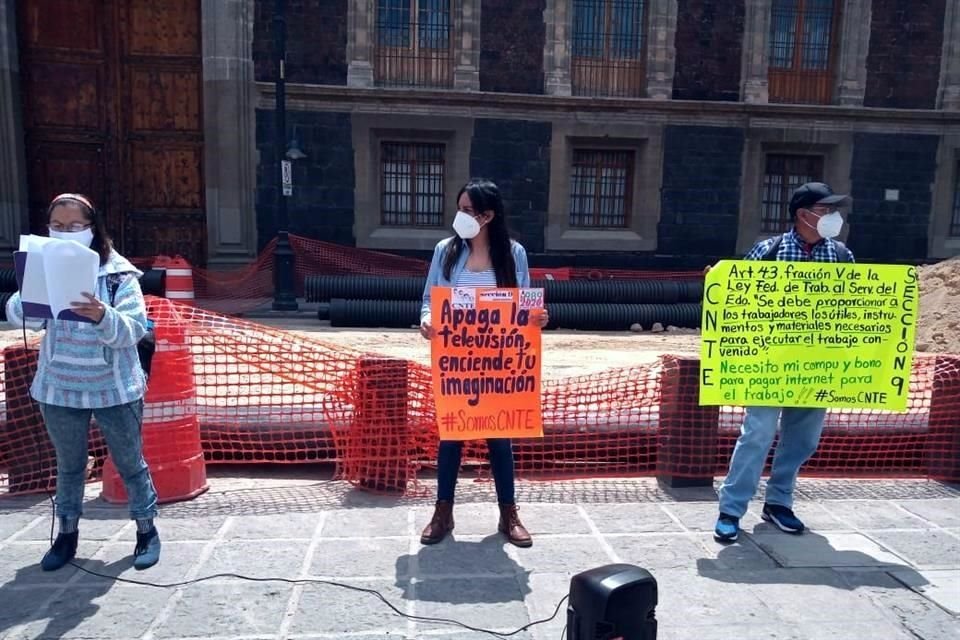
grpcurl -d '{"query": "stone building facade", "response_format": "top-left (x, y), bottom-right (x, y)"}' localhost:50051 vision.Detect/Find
top-left (1, 0), bottom-right (959, 268)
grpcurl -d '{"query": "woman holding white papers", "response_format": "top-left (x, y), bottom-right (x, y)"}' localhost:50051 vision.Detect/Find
top-left (6, 193), bottom-right (161, 571)
top-left (418, 179), bottom-right (548, 547)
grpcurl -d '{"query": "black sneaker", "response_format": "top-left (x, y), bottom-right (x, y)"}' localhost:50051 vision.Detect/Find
top-left (41, 531), bottom-right (78, 571)
top-left (133, 528), bottom-right (161, 570)
top-left (762, 504), bottom-right (805, 534)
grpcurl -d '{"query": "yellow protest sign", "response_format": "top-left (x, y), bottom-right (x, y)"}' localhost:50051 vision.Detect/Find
top-left (431, 286), bottom-right (544, 441)
top-left (700, 260), bottom-right (919, 411)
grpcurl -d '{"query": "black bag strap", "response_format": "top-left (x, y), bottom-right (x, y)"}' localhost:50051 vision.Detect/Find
top-left (763, 233), bottom-right (851, 263)
top-left (762, 235), bottom-right (784, 261)
top-left (832, 240), bottom-right (852, 263)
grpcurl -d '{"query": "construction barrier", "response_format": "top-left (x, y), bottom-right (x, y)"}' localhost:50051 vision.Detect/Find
top-left (121, 235), bottom-right (703, 316)
top-left (164, 256), bottom-right (195, 304)
top-left (101, 298), bottom-right (208, 504)
top-left (1, 300), bottom-right (958, 498)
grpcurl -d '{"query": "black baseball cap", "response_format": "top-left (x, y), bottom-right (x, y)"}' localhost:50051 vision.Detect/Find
top-left (789, 182), bottom-right (852, 217)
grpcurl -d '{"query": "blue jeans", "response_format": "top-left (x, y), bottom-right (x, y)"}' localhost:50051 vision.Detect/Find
top-left (437, 439), bottom-right (515, 504)
top-left (39, 400), bottom-right (158, 521)
top-left (718, 406), bottom-right (826, 518)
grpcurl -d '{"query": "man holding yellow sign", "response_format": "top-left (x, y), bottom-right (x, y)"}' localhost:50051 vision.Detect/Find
top-left (703, 182), bottom-right (916, 544)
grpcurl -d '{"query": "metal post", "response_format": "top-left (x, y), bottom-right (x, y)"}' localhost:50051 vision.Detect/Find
top-left (272, 0), bottom-right (298, 311)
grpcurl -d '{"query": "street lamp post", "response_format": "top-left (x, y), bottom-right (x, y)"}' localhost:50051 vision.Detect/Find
top-left (272, 0), bottom-right (298, 311)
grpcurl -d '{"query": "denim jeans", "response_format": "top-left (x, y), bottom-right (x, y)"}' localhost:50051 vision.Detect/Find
top-left (39, 399), bottom-right (158, 521)
top-left (718, 406), bottom-right (827, 518)
top-left (437, 439), bottom-right (515, 504)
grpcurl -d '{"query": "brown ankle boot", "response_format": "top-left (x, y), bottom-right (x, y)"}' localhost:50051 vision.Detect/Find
top-left (498, 503), bottom-right (532, 547)
top-left (420, 500), bottom-right (454, 545)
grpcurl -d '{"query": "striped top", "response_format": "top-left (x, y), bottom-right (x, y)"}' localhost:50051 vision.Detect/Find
top-left (421, 238), bottom-right (531, 323)
top-left (455, 268), bottom-right (497, 288)
top-left (6, 251), bottom-right (148, 409)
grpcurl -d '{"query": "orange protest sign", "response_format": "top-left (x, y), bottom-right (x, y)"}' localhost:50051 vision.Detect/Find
top-left (430, 286), bottom-right (544, 441)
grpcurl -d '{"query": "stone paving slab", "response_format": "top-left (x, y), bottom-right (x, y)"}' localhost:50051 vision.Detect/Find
top-left (0, 476), bottom-right (957, 639)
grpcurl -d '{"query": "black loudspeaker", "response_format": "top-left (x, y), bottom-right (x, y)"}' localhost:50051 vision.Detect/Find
top-left (567, 564), bottom-right (658, 640)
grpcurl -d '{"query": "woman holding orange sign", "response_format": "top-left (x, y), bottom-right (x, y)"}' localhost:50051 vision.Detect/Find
top-left (419, 178), bottom-right (548, 547)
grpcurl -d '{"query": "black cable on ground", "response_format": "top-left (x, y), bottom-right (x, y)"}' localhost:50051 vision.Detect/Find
top-left (42, 494), bottom-right (567, 639)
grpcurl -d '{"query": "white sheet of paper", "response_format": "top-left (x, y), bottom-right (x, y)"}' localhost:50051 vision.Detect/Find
top-left (21, 234), bottom-right (55, 253)
top-left (41, 240), bottom-right (99, 319)
top-left (20, 249), bottom-right (50, 306)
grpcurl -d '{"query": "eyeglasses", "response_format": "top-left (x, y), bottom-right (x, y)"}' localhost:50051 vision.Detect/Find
top-left (48, 223), bottom-right (93, 233)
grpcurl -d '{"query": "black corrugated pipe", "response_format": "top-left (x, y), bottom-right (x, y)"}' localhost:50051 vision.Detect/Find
top-left (0, 292), bottom-right (12, 322)
top-left (317, 302), bottom-right (330, 321)
top-left (140, 269), bottom-right (167, 297)
top-left (306, 274), bottom-right (704, 304)
top-left (327, 299), bottom-right (701, 331)
top-left (329, 299), bottom-right (421, 328)
top-left (546, 303), bottom-right (702, 331)
top-left (0, 269), bottom-right (18, 293)
top-left (305, 276), bottom-right (426, 302)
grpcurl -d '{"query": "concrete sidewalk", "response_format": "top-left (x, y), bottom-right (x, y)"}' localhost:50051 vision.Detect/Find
top-left (0, 472), bottom-right (958, 639)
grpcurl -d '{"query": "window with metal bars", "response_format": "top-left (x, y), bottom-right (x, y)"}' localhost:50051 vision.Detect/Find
top-left (569, 150), bottom-right (634, 228)
top-left (571, 0), bottom-right (647, 97)
top-left (761, 154), bottom-right (824, 233)
top-left (768, 0), bottom-right (839, 105)
top-left (380, 142), bottom-right (445, 227)
top-left (375, 0), bottom-right (453, 88)
top-left (951, 160), bottom-right (960, 237)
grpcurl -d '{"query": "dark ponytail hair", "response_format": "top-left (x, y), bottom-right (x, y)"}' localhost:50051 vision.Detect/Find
top-left (442, 179), bottom-right (517, 288)
top-left (46, 193), bottom-right (113, 265)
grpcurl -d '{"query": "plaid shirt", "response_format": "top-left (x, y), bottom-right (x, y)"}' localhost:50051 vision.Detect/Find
top-left (744, 229), bottom-right (855, 263)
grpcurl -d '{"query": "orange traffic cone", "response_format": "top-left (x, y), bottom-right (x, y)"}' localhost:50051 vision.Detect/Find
top-left (100, 299), bottom-right (207, 504)
top-left (165, 256), bottom-right (195, 304)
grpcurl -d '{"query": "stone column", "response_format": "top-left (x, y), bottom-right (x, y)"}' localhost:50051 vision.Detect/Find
top-left (741, 0), bottom-right (771, 103)
top-left (453, 0), bottom-right (481, 90)
top-left (0, 0), bottom-right (27, 252)
top-left (347, 0), bottom-right (375, 87)
top-left (201, 0), bottom-right (258, 266)
top-left (543, 0), bottom-right (572, 96)
top-left (938, 0), bottom-right (960, 110)
top-left (645, 0), bottom-right (678, 100)
top-left (835, 0), bottom-right (872, 106)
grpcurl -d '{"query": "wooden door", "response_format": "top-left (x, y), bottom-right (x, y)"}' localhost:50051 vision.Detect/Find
top-left (17, 0), bottom-right (207, 264)
top-left (120, 0), bottom-right (206, 263)
top-left (18, 1), bottom-right (117, 233)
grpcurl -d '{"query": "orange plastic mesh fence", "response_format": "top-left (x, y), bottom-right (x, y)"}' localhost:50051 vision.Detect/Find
top-left (152, 235), bottom-right (704, 315)
top-left (1, 301), bottom-right (958, 498)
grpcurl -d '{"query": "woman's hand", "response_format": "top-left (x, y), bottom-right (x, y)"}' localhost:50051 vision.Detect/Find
top-left (70, 292), bottom-right (106, 323)
top-left (531, 308), bottom-right (549, 329)
top-left (420, 318), bottom-right (436, 340)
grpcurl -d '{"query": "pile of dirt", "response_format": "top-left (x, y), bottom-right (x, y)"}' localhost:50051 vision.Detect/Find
top-left (916, 257), bottom-right (960, 354)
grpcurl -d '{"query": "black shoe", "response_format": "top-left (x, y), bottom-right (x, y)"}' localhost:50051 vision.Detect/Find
top-left (133, 528), bottom-right (162, 570)
top-left (762, 504), bottom-right (805, 534)
top-left (41, 532), bottom-right (78, 571)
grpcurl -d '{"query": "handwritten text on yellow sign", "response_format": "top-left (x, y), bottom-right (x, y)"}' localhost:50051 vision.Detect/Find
top-left (699, 261), bottom-right (918, 411)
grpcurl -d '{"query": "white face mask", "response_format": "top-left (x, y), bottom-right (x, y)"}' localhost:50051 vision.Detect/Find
top-left (49, 228), bottom-right (95, 248)
top-left (814, 211), bottom-right (844, 239)
top-left (452, 210), bottom-right (481, 240)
